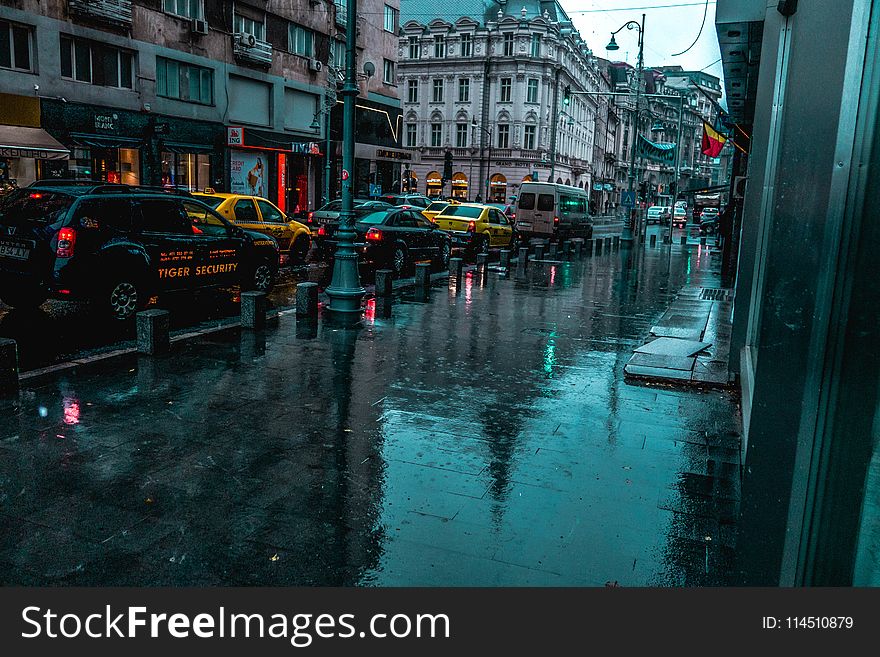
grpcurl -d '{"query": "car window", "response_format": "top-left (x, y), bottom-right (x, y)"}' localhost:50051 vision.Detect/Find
top-left (138, 199), bottom-right (192, 235)
top-left (183, 201), bottom-right (229, 237)
top-left (256, 200), bottom-right (285, 223)
top-left (395, 212), bottom-right (418, 227)
top-left (233, 199), bottom-right (259, 223)
top-left (440, 205), bottom-right (483, 219)
top-left (196, 195), bottom-right (226, 209)
top-left (518, 193), bottom-right (536, 210)
top-left (413, 213), bottom-right (434, 228)
top-left (320, 201), bottom-right (342, 212)
top-left (358, 211), bottom-right (389, 225)
top-left (537, 194), bottom-right (554, 211)
top-left (494, 211), bottom-right (508, 225)
top-left (73, 198), bottom-right (132, 231)
top-left (0, 190), bottom-right (74, 225)
top-left (410, 198), bottom-right (430, 208)
top-left (426, 202), bottom-right (447, 213)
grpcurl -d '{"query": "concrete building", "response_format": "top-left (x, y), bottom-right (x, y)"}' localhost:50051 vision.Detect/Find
top-left (397, 0), bottom-right (602, 203)
top-left (0, 0), bottom-right (401, 212)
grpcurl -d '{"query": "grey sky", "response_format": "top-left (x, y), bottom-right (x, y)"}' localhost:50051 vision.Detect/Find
top-left (560, 1), bottom-right (723, 92)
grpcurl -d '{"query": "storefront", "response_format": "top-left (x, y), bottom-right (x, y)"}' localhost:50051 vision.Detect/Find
top-left (489, 173), bottom-right (507, 203)
top-left (426, 170), bottom-right (443, 197)
top-left (451, 172), bottom-right (468, 200)
top-left (353, 143), bottom-right (414, 198)
top-left (0, 94), bottom-right (69, 189)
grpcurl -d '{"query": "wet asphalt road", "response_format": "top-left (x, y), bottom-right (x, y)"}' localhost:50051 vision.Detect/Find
top-left (0, 225), bottom-right (741, 586)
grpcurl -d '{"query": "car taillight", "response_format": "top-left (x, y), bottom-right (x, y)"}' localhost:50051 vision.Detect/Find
top-left (56, 227), bottom-right (77, 258)
top-left (307, 211), bottom-right (314, 223)
top-left (553, 216), bottom-right (559, 225)
top-left (365, 228), bottom-right (383, 242)
top-left (317, 226), bottom-right (326, 236)
top-left (467, 220), bottom-right (476, 232)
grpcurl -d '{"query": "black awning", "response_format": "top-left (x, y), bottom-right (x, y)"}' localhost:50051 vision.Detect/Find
top-left (69, 133), bottom-right (142, 149)
top-left (161, 142), bottom-right (215, 154)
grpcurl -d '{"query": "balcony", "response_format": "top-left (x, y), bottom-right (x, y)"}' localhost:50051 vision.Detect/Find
top-left (233, 34), bottom-right (273, 67)
top-left (68, 0), bottom-right (132, 28)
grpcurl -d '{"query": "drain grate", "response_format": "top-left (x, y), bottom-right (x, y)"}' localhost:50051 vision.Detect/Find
top-left (700, 288), bottom-right (730, 301)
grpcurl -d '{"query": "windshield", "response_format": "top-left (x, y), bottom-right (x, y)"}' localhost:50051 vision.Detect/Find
top-left (439, 205), bottom-right (483, 219)
top-left (357, 212), bottom-right (389, 225)
top-left (0, 190), bottom-right (75, 225)
top-left (196, 195), bottom-right (226, 209)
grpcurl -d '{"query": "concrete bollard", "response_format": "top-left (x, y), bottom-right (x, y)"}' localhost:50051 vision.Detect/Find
top-left (548, 243), bottom-right (559, 260)
top-left (612, 236), bottom-right (620, 250)
top-left (518, 246), bottom-right (529, 265)
top-left (415, 262), bottom-right (432, 290)
top-left (137, 309), bottom-right (170, 356)
top-left (499, 249), bottom-right (512, 268)
top-left (534, 244), bottom-right (545, 260)
top-left (605, 237), bottom-right (612, 253)
top-left (449, 257), bottom-right (464, 281)
top-left (240, 291), bottom-right (267, 331)
top-left (595, 238), bottom-right (603, 255)
top-left (650, 234), bottom-right (657, 247)
top-left (0, 338), bottom-right (19, 396)
top-left (573, 240), bottom-right (583, 257)
top-left (475, 253), bottom-right (489, 275)
top-left (584, 238), bottom-right (593, 256)
top-left (700, 236), bottom-right (707, 245)
top-left (680, 234), bottom-right (687, 245)
top-left (296, 281), bottom-right (319, 318)
top-left (375, 269), bottom-right (393, 297)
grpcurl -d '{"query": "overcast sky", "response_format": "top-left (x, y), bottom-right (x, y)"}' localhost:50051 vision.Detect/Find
top-left (560, 0), bottom-right (724, 95)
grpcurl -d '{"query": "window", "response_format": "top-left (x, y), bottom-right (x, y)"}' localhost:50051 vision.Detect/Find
top-left (503, 33), bottom-right (514, 56)
top-left (61, 36), bottom-right (133, 89)
top-left (383, 59), bottom-right (395, 84)
top-left (458, 78), bottom-right (469, 103)
top-left (408, 35), bottom-right (420, 59)
top-left (537, 194), bottom-right (555, 211)
top-left (431, 123), bottom-right (442, 147)
top-left (433, 34), bottom-right (445, 58)
top-left (0, 20), bottom-right (32, 72)
top-left (384, 5), bottom-right (399, 33)
top-left (407, 79), bottom-right (418, 103)
top-left (518, 192), bottom-right (535, 210)
top-left (157, 57), bottom-right (213, 104)
top-left (523, 125), bottom-right (536, 150)
top-left (456, 123), bottom-right (468, 148)
top-left (460, 33), bottom-right (472, 57)
top-left (184, 201), bottom-right (228, 236)
top-left (257, 199), bottom-right (285, 223)
top-left (138, 199), bottom-right (191, 234)
top-left (406, 123), bottom-right (417, 147)
top-left (330, 39), bottom-right (345, 67)
top-left (527, 78), bottom-right (538, 103)
top-left (163, 0), bottom-right (201, 19)
top-left (500, 78), bottom-right (511, 102)
top-left (234, 14), bottom-right (264, 40)
top-left (497, 124), bottom-right (509, 148)
top-left (432, 79), bottom-right (444, 103)
top-left (233, 199), bottom-right (259, 223)
top-left (289, 23), bottom-right (314, 57)
top-left (530, 33), bottom-right (541, 57)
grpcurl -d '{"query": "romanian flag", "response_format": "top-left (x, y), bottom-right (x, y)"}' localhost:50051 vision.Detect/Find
top-left (701, 121), bottom-right (727, 157)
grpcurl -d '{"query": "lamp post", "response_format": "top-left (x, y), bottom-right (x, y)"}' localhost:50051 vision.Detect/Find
top-left (606, 13), bottom-right (645, 244)
top-left (472, 117), bottom-right (492, 201)
top-left (324, 0), bottom-right (365, 317)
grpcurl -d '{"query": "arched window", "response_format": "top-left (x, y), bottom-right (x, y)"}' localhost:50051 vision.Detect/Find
top-left (426, 170), bottom-right (443, 196)
top-left (489, 173), bottom-right (507, 202)
top-left (451, 172), bottom-right (468, 200)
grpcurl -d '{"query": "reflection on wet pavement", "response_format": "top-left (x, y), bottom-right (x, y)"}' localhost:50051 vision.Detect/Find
top-left (0, 238), bottom-right (741, 586)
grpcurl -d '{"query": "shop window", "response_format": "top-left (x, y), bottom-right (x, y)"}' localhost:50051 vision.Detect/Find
top-left (161, 152), bottom-right (211, 191)
top-left (157, 57), bottom-right (213, 105)
top-left (60, 36), bottom-right (133, 89)
top-left (289, 23), bottom-right (314, 57)
top-left (0, 19), bottom-right (33, 72)
top-left (163, 0), bottom-right (202, 19)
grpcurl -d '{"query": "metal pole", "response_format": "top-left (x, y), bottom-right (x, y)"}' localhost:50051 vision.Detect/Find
top-left (323, 100), bottom-right (332, 206)
top-left (549, 66), bottom-right (560, 181)
top-left (622, 13), bottom-right (644, 244)
top-left (325, 0), bottom-right (365, 316)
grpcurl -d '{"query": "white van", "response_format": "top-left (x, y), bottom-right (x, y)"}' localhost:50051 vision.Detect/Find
top-left (515, 182), bottom-right (593, 241)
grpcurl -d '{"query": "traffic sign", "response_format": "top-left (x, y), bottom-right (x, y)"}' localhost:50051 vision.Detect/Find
top-left (621, 191), bottom-right (636, 207)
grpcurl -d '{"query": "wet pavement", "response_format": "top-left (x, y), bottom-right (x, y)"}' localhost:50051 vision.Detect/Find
top-left (0, 228), bottom-right (742, 586)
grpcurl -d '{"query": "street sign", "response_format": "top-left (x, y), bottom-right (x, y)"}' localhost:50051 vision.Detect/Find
top-left (341, 169), bottom-right (349, 181)
top-left (621, 191), bottom-right (636, 206)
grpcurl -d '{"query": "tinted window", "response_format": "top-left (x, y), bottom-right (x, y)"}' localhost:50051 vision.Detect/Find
top-left (319, 201), bottom-right (342, 211)
top-left (234, 199), bottom-right (259, 223)
top-left (409, 197), bottom-right (430, 208)
top-left (138, 199), bottom-right (191, 234)
top-left (197, 195), bottom-right (226, 209)
top-left (537, 194), bottom-right (554, 211)
top-left (357, 211), bottom-right (390, 225)
top-left (0, 190), bottom-right (74, 225)
top-left (395, 212), bottom-right (418, 227)
top-left (183, 201), bottom-right (229, 237)
top-left (414, 214), bottom-right (434, 228)
top-left (257, 200), bottom-right (285, 223)
top-left (440, 205), bottom-right (483, 219)
top-left (426, 202), bottom-right (448, 213)
top-left (518, 193), bottom-right (535, 210)
top-left (73, 198), bottom-right (132, 231)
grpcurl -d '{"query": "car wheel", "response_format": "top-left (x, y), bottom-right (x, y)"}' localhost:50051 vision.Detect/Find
top-left (289, 235), bottom-right (311, 265)
top-left (104, 278), bottom-right (145, 321)
top-left (479, 234), bottom-right (491, 254)
top-left (508, 233), bottom-right (520, 252)
top-left (243, 261), bottom-right (276, 293)
top-left (392, 246), bottom-right (407, 276)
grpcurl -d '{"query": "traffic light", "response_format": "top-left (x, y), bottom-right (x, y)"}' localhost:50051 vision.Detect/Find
top-left (443, 150), bottom-right (453, 181)
top-left (563, 85), bottom-right (571, 105)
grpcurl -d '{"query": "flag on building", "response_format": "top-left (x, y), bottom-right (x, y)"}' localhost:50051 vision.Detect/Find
top-left (701, 121), bottom-right (727, 157)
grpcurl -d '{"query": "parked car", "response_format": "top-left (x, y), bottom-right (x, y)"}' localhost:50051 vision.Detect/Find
top-left (647, 206), bottom-right (671, 225)
top-left (699, 216), bottom-right (719, 236)
top-left (515, 182), bottom-right (592, 242)
top-left (485, 202), bottom-right (517, 223)
top-left (379, 193), bottom-right (432, 209)
top-left (310, 199), bottom-right (393, 257)
top-left (422, 199), bottom-right (458, 223)
top-left (0, 184), bottom-right (279, 319)
top-left (192, 191), bottom-right (311, 265)
top-left (697, 207), bottom-right (719, 224)
top-left (432, 203), bottom-right (518, 255)
top-left (350, 208), bottom-right (452, 275)
top-left (672, 205), bottom-right (687, 228)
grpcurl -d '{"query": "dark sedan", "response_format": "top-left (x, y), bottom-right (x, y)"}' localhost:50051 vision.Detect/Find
top-left (349, 208), bottom-right (452, 275)
top-left (312, 199), bottom-right (393, 257)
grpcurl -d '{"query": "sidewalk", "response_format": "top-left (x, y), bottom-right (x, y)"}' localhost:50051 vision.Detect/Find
top-left (0, 241), bottom-right (742, 586)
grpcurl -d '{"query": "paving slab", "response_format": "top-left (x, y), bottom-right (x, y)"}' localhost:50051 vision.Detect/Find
top-left (635, 337), bottom-right (712, 357)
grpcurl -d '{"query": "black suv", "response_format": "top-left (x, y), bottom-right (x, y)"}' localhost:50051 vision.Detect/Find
top-left (0, 184), bottom-right (280, 319)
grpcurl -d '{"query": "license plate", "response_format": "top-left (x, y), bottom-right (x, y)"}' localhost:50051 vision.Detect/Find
top-left (0, 241), bottom-right (29, 260)
top-left (517, 222), bottom-right (532, 229)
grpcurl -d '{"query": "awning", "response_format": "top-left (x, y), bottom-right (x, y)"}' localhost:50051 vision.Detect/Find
top-left (69, 133), bottom-right (141, 149)
top-left (162, 142), bottom-right (215, 154)
top-left (0, 125), bottom-right (69, 161)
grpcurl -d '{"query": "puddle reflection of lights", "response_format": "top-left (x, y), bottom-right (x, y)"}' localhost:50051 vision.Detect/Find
top-left (38, 406), bottom-right (48, 418)
top-left (63, 397), bottom-right (80, 425)
top-left (550, 265), bottom-right (556, 286)
top-left (543, 332), bottom-right (557, 377)
top-left (365, 297), bottom-right (376, 324)
top-left (465, 271), bottom-right (473, 305)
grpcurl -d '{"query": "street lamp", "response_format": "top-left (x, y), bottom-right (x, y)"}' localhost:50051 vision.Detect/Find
top-left (606, 13), bottom-right (645, 244)
top-left (472, 117), bottom-right (492, 201)
top-left (325, 0), bottom-right (365, 317)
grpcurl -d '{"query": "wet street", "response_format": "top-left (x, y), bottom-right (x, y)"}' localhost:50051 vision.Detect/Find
top-left (0, 231), bottom-right (742, 586)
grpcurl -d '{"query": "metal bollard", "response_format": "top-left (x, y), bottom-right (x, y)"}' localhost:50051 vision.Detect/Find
top-left (449, 257), bottom-right (464, 281)
top-left (296, 281), bottom-right (319, 318)
top-left (0, 338), bottom-right (19, 396)
top-left (240, 291), bottom-right (267, 330)
top-left (548, 243), bottom-right (559, 260)
top-left (650, 234), bottom-right (657, 247)
top-left (375, 269), bottom-right (393, 297)
top-left (518, 246), bottom-right (529, 265)
top-left (415, 262), bottom-right (432, 291)
top-left (499, 249), bottom-right (512, 268)
top-left (534, 244), bottom-right (545, 260)
top-left (475, 253), bottom-right (489, 275)
top-left (137, 309), bottom-right (170, 355)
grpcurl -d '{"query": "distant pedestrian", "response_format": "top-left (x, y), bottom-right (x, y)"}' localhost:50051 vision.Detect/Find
top-left (475, 194), bottom-right (483, 203)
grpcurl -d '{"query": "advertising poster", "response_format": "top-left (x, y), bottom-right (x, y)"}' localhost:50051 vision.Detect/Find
top-left (230, 149), bottom-right (269, 198)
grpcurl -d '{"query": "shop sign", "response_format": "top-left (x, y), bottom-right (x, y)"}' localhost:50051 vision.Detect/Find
top-left (291, 142), bottom-right (321, 155)
top-left (593, 183), bottom-right (604, 191)
top-left (94, 114), bottom-right (117, 131)
top-left (230, 149), bottom-right (269, 197)
top-left (0, 148), bottom-right (59, 159)
top-left (603, 183), bottom-right (614, 191)
top-left (376, 148), bottom-right (411, 161)
top-left (227, 127), bottom-right (244, 146)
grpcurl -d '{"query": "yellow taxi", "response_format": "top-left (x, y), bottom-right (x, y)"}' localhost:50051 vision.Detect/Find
top-left (421, 199), bottom-right (459, 223)
top-left (432, 203), bottom-right (518, 254)
top-left (192, 190), bottom-right (312, 264)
